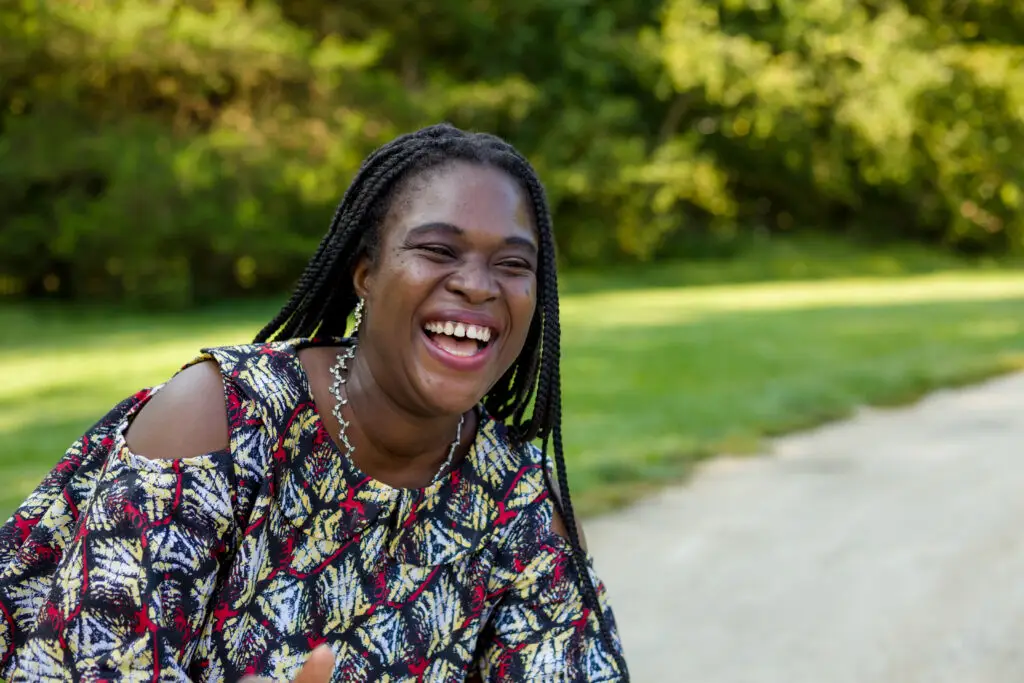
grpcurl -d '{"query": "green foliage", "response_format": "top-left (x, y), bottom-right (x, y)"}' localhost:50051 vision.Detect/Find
top-left (3, 0), bottom-right (1024, 306)
top-left (648, 0), bottom-right (1024, 252)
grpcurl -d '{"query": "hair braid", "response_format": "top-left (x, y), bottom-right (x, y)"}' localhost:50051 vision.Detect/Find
top-left (291, 147), bottom-right (437, 338)
top-left (255, 134), bottom-right (454, 342)
top-left (252, 235), bottom-right (330, 342)
top-left (542, 304), bottom-right (629, 675)
top-left (254, 123), bottom-right (628, 677)
top-left (252, 143), bottom-right (407, 342)
top-left (501, 153), bottom-right (630, 674)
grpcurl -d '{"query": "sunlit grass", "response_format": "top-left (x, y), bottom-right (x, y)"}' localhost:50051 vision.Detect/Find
top-left (561, 272), bottom-right (1024, 328)
top-left (4, 269), bottom-right (1024, 517)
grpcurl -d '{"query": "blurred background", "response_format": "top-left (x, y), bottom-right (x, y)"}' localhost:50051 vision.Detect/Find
top-left (2, 0), bottom-right (1024, 519)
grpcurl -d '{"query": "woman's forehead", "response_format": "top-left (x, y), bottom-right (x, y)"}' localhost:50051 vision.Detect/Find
top-left (387, 162), bottom-right (536, 238)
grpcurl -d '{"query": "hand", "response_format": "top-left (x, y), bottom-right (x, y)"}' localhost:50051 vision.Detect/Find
top-left (238, 644), bottom-right (336, 683)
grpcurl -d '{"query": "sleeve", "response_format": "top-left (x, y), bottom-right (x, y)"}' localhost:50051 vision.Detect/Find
top-left (5, 402), bottom-right (238, 682)
top-left (475, 513), bottom-right (629, 682)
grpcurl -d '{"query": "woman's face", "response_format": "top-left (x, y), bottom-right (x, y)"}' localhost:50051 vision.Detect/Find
top-left (354, 161), bottom-right (539, 417)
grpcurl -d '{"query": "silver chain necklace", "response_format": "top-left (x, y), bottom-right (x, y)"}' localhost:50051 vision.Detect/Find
top-left (328, 343), bottom-right (465, 484)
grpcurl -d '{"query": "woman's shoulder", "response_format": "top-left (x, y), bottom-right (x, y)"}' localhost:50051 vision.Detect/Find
top-left (123, 360), bottom-right (228, 460)
top-left (123, 338), bottom-right (313, 461)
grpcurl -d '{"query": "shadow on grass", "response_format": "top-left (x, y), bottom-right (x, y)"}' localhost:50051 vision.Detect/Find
top-left (560, 237), bottom-right (1016, 296)
top-left (0, 299), bottom-right (278, 354)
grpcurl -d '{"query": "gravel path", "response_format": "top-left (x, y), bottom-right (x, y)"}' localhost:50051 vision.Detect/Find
top-left (588, 373), bottom-right (1024, 683)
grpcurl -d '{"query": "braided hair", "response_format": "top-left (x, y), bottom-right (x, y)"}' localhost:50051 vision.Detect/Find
top-left (255, 123), bottom-right (626, 675)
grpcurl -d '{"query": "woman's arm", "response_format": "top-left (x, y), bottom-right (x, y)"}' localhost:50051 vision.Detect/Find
top-left (3, 363), bottom-right (237, 681)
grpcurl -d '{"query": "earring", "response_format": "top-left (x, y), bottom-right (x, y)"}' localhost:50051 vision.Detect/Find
top-left (351, 298), bottom-right (365, 336)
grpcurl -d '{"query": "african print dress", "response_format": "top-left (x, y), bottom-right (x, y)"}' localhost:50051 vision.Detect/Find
top-left (0, 338), bottom-right (628, 682)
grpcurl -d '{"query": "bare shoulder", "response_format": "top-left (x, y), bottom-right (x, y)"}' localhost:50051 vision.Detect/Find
top-left (124, 360), bottom-right (229, 460)
top-left (548, 472), bottom-right (590, 553)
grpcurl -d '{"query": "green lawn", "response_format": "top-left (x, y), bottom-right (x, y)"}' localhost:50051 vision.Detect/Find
top-left (3, 267), bottom-right (1024, 518)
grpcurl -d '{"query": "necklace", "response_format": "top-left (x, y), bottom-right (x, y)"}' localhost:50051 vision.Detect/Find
top-left (328, 344), bottom-right (465, 484)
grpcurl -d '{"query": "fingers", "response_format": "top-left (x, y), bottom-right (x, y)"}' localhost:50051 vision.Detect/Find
top-left (292, 644), bottom-right (337, 683)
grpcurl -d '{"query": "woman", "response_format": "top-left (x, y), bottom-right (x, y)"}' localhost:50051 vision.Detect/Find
top-left (0, 124), bottom-right (629, 682)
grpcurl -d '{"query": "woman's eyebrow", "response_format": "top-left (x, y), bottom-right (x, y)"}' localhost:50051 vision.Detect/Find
top-left (407, 222), bottom-right (538, 253)
top-left (407, 221), bottom-right (462, 239)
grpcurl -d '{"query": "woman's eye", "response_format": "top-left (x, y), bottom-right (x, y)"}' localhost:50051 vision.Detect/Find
top-left (420, 245), bottom-right (456, 258)
top-left (499, 259), bottom-right (534, 272)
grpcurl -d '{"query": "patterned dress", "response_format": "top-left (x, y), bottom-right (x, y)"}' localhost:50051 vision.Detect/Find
top-left (0, 338), bottom-right (627, 682)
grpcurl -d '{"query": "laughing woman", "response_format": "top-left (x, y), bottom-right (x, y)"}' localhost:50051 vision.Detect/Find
top-left (0, 125), bottom-right (630, 682)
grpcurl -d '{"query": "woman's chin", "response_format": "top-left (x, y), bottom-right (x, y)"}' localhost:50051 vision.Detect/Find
top-left (410, 373), bottom-right (487, 418)
top-left (413, 337), bottom-right (497, 415)
top-left (425, 390), bottom-right (485, 419)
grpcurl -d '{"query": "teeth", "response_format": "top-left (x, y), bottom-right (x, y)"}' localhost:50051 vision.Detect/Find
top-left (442, 343), bottom-right (476, 358)
top-left (465, 324), bottom-right (492, 342)
top-left (424, 320), bottom-right (495, 343)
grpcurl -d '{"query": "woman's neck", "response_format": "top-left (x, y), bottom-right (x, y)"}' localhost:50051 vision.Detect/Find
top-left (341, 350), bottom-right (472, 488)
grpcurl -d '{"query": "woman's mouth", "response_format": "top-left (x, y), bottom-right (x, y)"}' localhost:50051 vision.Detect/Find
top-left (422, 320), bottom-right (495, 359)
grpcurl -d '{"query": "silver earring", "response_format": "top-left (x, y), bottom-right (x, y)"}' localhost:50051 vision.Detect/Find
top-left (351, 298), bottom-right (365, 336)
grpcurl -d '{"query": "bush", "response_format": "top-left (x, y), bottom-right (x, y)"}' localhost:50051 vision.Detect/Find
top-left (2, 0), bottom-right (1023, 307)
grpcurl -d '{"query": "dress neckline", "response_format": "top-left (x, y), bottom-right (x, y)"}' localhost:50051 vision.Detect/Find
top-left (286, 336), bottom-right (482, 498)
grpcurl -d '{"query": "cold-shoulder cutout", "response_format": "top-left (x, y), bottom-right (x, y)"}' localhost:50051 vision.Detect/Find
top-left (124, 359), bottom-right (230, 460)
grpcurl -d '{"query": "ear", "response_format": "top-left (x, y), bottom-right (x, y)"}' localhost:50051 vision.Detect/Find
top-left (352, 253), bottom-right (375, 302)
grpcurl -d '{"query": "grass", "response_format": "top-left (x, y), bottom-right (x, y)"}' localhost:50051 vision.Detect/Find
top-left (4, 245), bottom-right (1024, 518)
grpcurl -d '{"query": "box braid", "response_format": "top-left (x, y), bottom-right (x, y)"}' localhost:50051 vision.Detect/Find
top-left (254, 124), bottom-right (627, 676)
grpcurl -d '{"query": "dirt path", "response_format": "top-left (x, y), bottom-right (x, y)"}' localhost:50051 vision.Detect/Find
top-left (588, 372), bottom-right (1024, 683)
